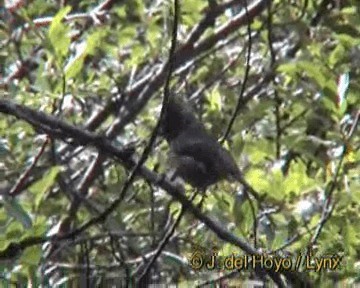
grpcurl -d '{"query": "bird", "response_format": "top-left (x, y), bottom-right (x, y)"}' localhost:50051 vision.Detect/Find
top-left (160, 97), bottom-right (242, 190)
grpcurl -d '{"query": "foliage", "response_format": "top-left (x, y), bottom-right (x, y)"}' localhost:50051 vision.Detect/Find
top-left (0, 0), bottom-right (359, 286)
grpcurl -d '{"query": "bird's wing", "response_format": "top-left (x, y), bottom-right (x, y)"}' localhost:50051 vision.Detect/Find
top-left (171, 128), bottom-right (241, 179)
top-left (170, 131), bottom-right (225, 170)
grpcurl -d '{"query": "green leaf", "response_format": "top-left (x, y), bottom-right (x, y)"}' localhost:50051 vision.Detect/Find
top-left (329, 44), bottom-right (346, 68)
top-left (336, 34), bottom-right (360, 47)
top-left (115, 6), bottom-right (126, 18)
top-left (3, 197), bottom-right (32, 229)
top-left (5, 221), bottom-right (24, 239)
top-left (283, 162), bottom-right (315, 195)
top-left (277, 62), bottom-right (298, 75)
top-left (64, 50), bottom-right (86, 79)
top-left (119, 26), bottom-right (136, 46)
top-left (233, 197), bottom-right (255, 236)
top-left (20, 246), bottom-right (42, 266)
top-left (244, 139), bottom-right (273, 164)
top-left (0, 236), bottom-right (8, 250)
top-left (207, 87), bottom-right (222, 112)
top-left (147, 19), bottom-right (161, 48)
top-left (86, 30), bottom-right (107, 55)
top-left (246, 169), bottom-right (269, 193)
top-left (268, 169), bottom-right (285, 199)
top-left (22, 216), bottom-right (48, 239)
top-left (297, 61), bottom-right (327, 89)
top-left (182, 1), bottom-right (206, 26)
top-left (65, 29), bottom-right (107, 78)
top-left (34, 60), bottom-right (52, 92)
top-left (48, 6), bottom-right (71, 58)
top-left (29, 166), bottom-right (62, 209)
top-left (271, 230), bottom-right (287, 250)
top-left (125, 44), bottom-right (146, 66)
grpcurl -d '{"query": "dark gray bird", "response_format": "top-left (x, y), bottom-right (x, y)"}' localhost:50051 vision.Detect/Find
top-left (161, 97), bottom-right (242, 190)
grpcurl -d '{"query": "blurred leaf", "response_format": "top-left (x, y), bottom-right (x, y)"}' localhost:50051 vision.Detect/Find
top-left (268, 169), bottom-right (285, 199)
top-left (29, 166), bottom-right (62, 209)
top-left (64, 43), bottom-right (87, 79)
top-left (237, 99), bottom-right (274, 130)
top-left (206, 87), bottom-right (222, 112)
top-left (297, 61), bottom-right (327, 89)
top-left (48, 6), bottom-right (71, 59)
top-left (1, 0), bottom-right (360, 284)
top-left (147, 18), bottom-right (162, 49)
top-left (28, 216), bottom-right (48, 237)
top-left (335, 34), bottom-right (360, 47)
top-left (6, 221), bottom-right (24, 239)
top-left (34, 60), bottom-right (52, 92)
top-left (277, 62), bottom-right (298, 75)
top-left (271, 230), bottom-right (287, 250)
top-left (244, 139), bottom-right (273, 164)
top-left (344, 221), bottom-right (358, 257)
top-left (329, 44), bottom-right (346, 67)
top-left (20, 246), bottom-right (42, 266)
top-left (246, 169), bottom-right (269, 194)
top-left (3, 197), bottom-right (32, 229)
top-left (182, 1), bottom-right (206, 26)
top-left (233, 197), bottom-right (254, 236)
top-left (125, 44), bottom-right (147, 67)
top-left (65, 29), bottom-right (106, 79)
top-left (119, 26), bottom-right (137, 47)
top-left (283, 162), bottom-right (315, 195)
top-left (86, 29), bottom-right (108, 55)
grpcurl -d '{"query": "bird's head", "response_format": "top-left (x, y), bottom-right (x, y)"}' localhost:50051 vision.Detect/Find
top-left (160, 97), bottom-right (200, 141)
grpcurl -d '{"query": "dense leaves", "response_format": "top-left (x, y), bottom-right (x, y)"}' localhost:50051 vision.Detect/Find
top-left (0, 0), bottom-right (359, 287)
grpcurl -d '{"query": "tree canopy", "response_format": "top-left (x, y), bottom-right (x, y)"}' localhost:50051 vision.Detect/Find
top-left (0, 0), bottom-right (359, 286)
